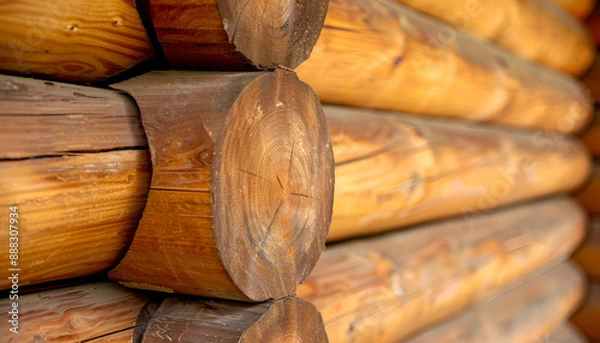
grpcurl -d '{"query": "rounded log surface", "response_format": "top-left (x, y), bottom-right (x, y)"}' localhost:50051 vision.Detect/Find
top-left (142, 297), bottom-right (328, 342)
top-left (0, 0), bottom-right (155, 82)
top-left (217, 0), bottom-right (328, 69)
top-left (213, 70), bottom-right (334, 300)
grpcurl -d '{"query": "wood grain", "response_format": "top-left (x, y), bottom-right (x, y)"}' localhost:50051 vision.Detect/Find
top-left (0, 75), bottom-right (150, 290)
top-left (296, 0), bottom-right (592, 134)
top-left (108, 70), bottom-right (334, 301)
top-left (326, 105), bottom-right (590, 241)
top-left (297, 196), bottom-right (586, 343)
top-left (0, 0), bottom-right (155, 83)
top-left (142, 296), bottom-right (328, 342)
top-left (0, 282), bottom-right (159, 343)
top-left (405, 262), bottom-right (585, 343)
top-left (146, 0), bottom-right (328, 70)
top-left (392, 0), bottom-right (595, 75)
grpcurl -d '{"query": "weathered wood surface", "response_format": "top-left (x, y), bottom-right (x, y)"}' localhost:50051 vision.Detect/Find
top-left (109, 70), bottom-right (334, 301)
top-left (573, 217), bottom-right (600, 280)
top-left (575, 163), bottom-right (600, 213)
top-left (551, 0), bottom-right (596, 19)
top-left (0, 282), bottom-right (159, 342)
top-left (545, 323), bottom-right (590, 343)
top-left (580, 112), bottom-right (600, 155)
top-left (326, 105), bottom-right (590, 241)
top-left (142, 296), bottom-right (328, 342)
top-left (297, 196), bottom-right (585, 343)
top-left (393, 0), bottom-right (595, 75)
top-left (0, 75), bottom-right (150, 290)
top-left (404, 262), bottom-right (585, 343)
top-left (572, 282), bottom-right (600, 341)
top-left (146, 0), bottom-right (328, 70)
top-left (296, 0), bottom-right (592, 134)
top-left (0, 0), bottom-right (155, 83)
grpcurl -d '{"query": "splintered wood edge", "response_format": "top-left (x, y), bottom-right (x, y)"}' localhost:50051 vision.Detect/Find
top-left (216, 0), bottom-right (328, 69)
top-left (213, 69), bottom-right (334, 301)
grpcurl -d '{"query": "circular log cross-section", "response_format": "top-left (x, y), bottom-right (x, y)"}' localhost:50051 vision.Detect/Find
top-left (109, 70), bottom-right (334, 302)
top-left (142, 297), bottom-right (328, 343)
top-left (217, 0), bottom-right (328, 69)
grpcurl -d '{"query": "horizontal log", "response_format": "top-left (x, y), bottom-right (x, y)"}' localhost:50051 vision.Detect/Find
top-left (108, 70), bottom-right (334, 301)
top-left (392, 0), bottom-right (594, 75)
top-left (544, 323), bottom-right (589, 343)
top-left (296, 0), bottom-right (592, 134)
top-left (297, 196), bottom-right (586, 342)
top-left (571, 282), bottom-right (600, 341)
top-left (574, 163), bottom-right (600, 213)
top-left (147, 0), bottom-right (328, 70)
top-left (143, 296), bottom-right (328, 342)
top-left (551, 0), bottom-right (596, 19)
top-left (404, 262), bottom-right (585, 343)
top-left (0, 75), bottom-right (150, 290)
top-left (0, 0), bottom-right (155, 83)
top-left (0, 282), bottom-right (328, 342)
top-left (326, 105), bottom-right (590, 241)
top-left (0, 282), bottom-right (160, 342)
top-left (573, 217), bottom-right (600, 279)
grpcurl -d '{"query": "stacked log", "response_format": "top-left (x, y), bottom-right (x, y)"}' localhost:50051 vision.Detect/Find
top-left (108, 70), bottom-right (334, 301)
top-left (297, 196), bottom-right (585, 342)
top-left (0, 282), bottom-right (328, 342)
top-left (295, 0), bottom-right (593, 134)
top-left (404, 263), bottom-right (585, 343)
top-left (391, 0), bottom-right (594, 75)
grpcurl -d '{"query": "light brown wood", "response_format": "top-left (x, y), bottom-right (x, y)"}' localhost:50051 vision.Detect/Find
top-left (0, 75), bottom-right (150, 290)
top-left (572, 282), bottom-right (600, 341)
top-left (0, 282), bottom-right (159, 342)
top-left (326, 105), bottom-right (590, 241)
top-left (142, 296), bottom-right (328, 342)
top-left (392, 0), bottom-right (595, 75)
top-left (146, 0), bottom-right (328, 70)
top-left (0, 0), bottom-right (155, 83)
top-left (405, 262), bottom-right (585, 343)
top-left (573, 217), bottom-right (600, 280)
top-left (109, 70), bottom-right (334, 301)
top-left (296, 0), bottom-right (593, 134)
top-left (551, 0), bottom-right (596, 19)
top-left (297, 196), bottom-right (586, 343)
top-left (544, 323), bottom-right (589, 343)
top-left (574, 163), bottom-right (600, 213)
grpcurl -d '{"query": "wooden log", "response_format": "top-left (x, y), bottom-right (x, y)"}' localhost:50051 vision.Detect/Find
top-left (574, 163), bottom-right (600, 214)
top-left (391, 0), bottom-right (595, 75)
top-left (295, 0), bottom-right (593, 134)
top-left (108, 70), bottom-right (334, 301)
top-left (545, 323), bottom-right (590, 343)
top-left (326, 105), bottom-right (590, 241)
top-left (297, 196), bottom-right (586, 343)
top-left (572, 282), bottom-right (600, 341)
top-left (404, 262), bottom-right (585, 343)
top-left (551, 0), bottom-right (596, 19)
top-left (0, 282), bottom-right (160, 342)
top-left (580, 111), bottom-right (600, 156)
top-left (0, 75), bottom-right (150, 290)
top-left (573, 217), bottom-right (600, 280)
top-left (145, 0), bottom-right (328, 70)
top-left (142, 296), bottom-right (328, 342)
top-left (0, 0), bottom-right (155, 83)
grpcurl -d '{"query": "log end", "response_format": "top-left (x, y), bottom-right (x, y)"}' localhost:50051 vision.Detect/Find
top-left (213, 69), bottom-right (334, 301)
top-left (216, 0), bottom-right (328, 69)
